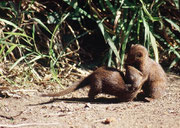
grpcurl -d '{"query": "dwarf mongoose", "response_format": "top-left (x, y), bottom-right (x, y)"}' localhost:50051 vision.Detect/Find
top-left (126, 44), bottom-right (167, 99)
top-left (42, 66), bottom-right (147, 102)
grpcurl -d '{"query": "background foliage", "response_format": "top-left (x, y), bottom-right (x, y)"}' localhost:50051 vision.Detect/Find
top-left (0, 0), bottom-right (179, 73)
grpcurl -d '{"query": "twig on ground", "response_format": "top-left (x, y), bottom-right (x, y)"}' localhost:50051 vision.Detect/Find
top-left (0, 111), bottom-right (23, 120)
top-left (0, 123), bottom-right (61, 128)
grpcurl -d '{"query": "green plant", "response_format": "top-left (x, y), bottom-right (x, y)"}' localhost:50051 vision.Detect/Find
top-left (63, 0), bottom-right (179, 70)
top-left (0, 1), bottom-right (85, 87)
top-left (0, 0), bottom-right (179, 73)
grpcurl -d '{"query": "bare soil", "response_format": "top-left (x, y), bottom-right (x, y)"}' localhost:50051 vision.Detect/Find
top-left (0, 73), bottom-right (180, 128)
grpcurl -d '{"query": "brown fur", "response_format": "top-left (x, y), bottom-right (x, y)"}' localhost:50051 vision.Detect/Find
top-left (126, 44), bottom-right (167, 99)
top-left (42, 66), bottom-right (147, 102)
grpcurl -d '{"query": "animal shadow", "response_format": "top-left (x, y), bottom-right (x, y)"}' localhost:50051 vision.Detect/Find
top-left (29, 93), bottom-right (148, 106)
top-left (53, 97), bottom-right (122, 104)
top-left (32, 97), bottom-right (125, 106)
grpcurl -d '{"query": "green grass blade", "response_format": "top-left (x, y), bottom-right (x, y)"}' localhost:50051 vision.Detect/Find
top-left (107, 49), bottom-right (113, 67)
top-left (99, 0), bottom-right (106, 11)
top-left (4, 32), bottom-right (33, 46)
top-left (98, 21), bottom-right (120, 61)
top-left (139, 0), bottom-right (155, 22)
top-left (49, 13), bottom-right (70, 69)
top-left (28, 54), bottom-right (46, 64)
top-left (164, 18), bottom-right (180, 32)
top-left (141, 10), bottom-right (159, 62)
top-left (4, 32), bottom-right (32, 39)
top-left (141, 10), bottom-right (149, 46)
top-left (169, 57), bottom-right (180, 69)
top-left (0, 41), bottom-right (32, 52)
top-left (0, 18), bottom-right (23, 31)
top-left (32, 18), bottom-right (52, 34)
top-left (121, 10), bottom-right (138, 69)
top-left (50, 13), bottom-right (70, 50)
top-left (50, 63), bottom-right (64, 89)
top-left (173, 0), bottom-right (179, 9)
top-left (149, 32), bottom-right (159, 62)
top-left (5, 44), bottom-right (17, 57)
top-left (9, 56), bottom-right (26, 71)
top-left (104, 0), bottom-right (116, 15)
top-left (63, 0), bottom-right (91, 19)
top-left (0, 45), bottom-right (6, 60)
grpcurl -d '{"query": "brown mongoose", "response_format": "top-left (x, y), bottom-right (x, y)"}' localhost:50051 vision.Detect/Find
top-left (42, 66), bottom-right (147, 102)
top-left (126, 44), bottom-right (167, 99)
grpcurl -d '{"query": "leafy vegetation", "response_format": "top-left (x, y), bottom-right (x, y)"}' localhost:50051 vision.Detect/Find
top-left (0, 0), bottom-right (179, 86)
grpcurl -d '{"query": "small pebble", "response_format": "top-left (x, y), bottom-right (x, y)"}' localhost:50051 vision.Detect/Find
top-left (102, 117), bottom-right (116, 124)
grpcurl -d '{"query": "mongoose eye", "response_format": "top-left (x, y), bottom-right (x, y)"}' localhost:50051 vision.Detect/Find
top-left (136, 52), bottom-right (142, 58)
top-left (130, 76), bottom-right (135, 81)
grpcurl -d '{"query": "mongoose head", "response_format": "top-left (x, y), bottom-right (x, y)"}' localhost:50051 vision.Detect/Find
top-left (126, 44), bottom-right (149, 68)
top-left (126, 65), bottom-right (144, 91)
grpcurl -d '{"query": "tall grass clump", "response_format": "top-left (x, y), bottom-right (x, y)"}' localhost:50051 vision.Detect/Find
top-left (0, 0), bottom-right (179, 74)
top-left (0, 1), bottom-right (85, 87)
top-left (64, 0), bottom-right (179, 70)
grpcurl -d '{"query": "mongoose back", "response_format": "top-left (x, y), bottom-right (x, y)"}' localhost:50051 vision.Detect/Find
top-left (126, 44), bottom-right (167, 99)
top-left (42, 66), bottom-right (147, 102)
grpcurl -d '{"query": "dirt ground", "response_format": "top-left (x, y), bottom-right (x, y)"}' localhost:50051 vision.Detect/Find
top-left (0, 73), bottom-right (180, 128)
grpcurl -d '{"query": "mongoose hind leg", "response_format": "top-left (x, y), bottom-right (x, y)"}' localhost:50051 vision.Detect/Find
top-left (143, 81), bottom-right (166, 99)
top-left (88, 77), bottom-right (102, 99)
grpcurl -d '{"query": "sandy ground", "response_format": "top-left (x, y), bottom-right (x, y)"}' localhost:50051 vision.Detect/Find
top-left (0, 73), bottom-right (180, 128)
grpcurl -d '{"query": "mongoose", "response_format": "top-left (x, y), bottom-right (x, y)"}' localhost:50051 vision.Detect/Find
top-left (42, 66), bottom-right (147, 102)
top-left (126, 44), bottom-right (167, 99)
